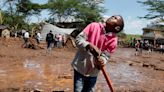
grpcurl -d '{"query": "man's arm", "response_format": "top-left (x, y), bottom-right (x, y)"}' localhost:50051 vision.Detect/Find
top-left (75, 31), bottom-right (89, 50)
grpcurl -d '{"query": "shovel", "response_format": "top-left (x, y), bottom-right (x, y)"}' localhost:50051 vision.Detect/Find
top-left (100, 66), bottom-right (115, 92)
top-left (90, 47), bottom-right (115, 92)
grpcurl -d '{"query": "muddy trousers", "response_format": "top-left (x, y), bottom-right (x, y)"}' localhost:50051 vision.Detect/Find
top-left (46, 41), bottom-right (52, 53)
top-left (74, 70), bottom-right (97, 92)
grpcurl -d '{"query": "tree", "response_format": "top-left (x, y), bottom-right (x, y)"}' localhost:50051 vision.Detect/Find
top-left (1, 0), bottom-right (19, 28)
top-left (47, 0), bottom-right (105, 27)
top-left (1, 0), bottom-right (44, 31)
top-left (2, 10), bottom-right (26, 30)
top-left (117, 31), bottom-right (127, 39)
top-left (137, 0), bottom-right (164, 22)
top-left (0, 10), bottom-right (4, 24)
top-left (47, 0), bottom-right (80, 22)
top-left (16, 0), bottom-right (42, 16)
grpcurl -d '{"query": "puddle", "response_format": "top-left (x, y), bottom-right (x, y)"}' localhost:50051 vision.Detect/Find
top-left (24, 80), bottom-right (45, 91)
top-left (23, 59), bottom-right (44, 76)
top-left (111, 63), bottom-right (144, 82)
top-left (0, 69), bottom-right (7, 76)
top-left (97, 62), bottom-right (147, 91)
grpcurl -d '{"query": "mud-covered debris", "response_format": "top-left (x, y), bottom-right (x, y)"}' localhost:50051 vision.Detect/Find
top-left (154, 66), bottom-right (164, 71)
top-left (58, 74), bottom-right (72, 79)
top-left (142, 63), bottom-right (149, 67)
top-left (126, 61), bottom-right (133, 66)
top-left (32, 89), bottom-right (43, 92)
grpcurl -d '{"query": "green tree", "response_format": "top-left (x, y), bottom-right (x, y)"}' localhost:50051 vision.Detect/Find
top-left (76, 0), bottom-right (105, 25)
top-left (16, 0), bottom-right (42, 16)
top-left (117, 31), bottom-right (127, 39)
top-left (137, 0), bottom-right (164, 22)
top-left (0, 10), bottom-right (4, 24)
top-left (47, 0), bottom-right (105, 27)
top-left (1, 0), bottom-right (44, 31)
top-left (1, 0), bottom-right (19, 27)
top-left (2, 11), bottom-right (26, 29)
top-left (47, 0), bottom-right (80, 22)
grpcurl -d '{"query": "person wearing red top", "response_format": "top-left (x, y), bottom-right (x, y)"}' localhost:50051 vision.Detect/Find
top-left (71, 15), bottom-right (124, 92)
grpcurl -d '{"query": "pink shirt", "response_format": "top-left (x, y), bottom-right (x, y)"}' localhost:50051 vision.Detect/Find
top-left (83, 22), bottom-right (118, 54)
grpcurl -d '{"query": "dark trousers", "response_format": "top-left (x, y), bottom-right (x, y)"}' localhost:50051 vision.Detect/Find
top-left (74, 70), bottom-right (97, 92)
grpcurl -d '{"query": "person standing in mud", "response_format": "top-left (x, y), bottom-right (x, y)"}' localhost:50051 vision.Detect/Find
top-left (46, 30), bottom-right (54, 53)
top-left (71, 15), bottom-right (124, 92)
top-left (139, 40), bottom-right (144, 54)
top-left (22, 31), bottom-right (30, 48)
top-left (135, 40), bottom-right (140, 56)
top-left (35, 31), bottom-right (41, 45)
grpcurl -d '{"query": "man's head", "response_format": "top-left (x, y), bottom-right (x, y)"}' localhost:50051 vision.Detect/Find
top-left (105, 15), bottom-right (124, 33)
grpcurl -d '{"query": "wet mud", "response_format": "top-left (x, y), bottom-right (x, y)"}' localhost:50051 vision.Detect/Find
top-left (0, 38), bottom-right (164, 92)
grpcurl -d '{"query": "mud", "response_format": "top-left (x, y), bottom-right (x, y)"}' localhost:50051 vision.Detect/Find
top-left (0, 38), bottom-right (164, 92)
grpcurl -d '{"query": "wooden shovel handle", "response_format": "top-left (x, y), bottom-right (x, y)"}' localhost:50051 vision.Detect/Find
top-left (101, 66), bottom-right (115, 92)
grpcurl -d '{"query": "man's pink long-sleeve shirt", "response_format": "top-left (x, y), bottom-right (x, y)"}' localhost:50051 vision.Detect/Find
top-left (72, 22), bottom-right (118, 76)
top-left (84, 22), bottom-right (117, 53)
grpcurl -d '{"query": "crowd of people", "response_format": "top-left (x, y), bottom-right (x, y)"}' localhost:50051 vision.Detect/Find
top-left (21, 30), bottom-right (41, 48)
top-left (20, 29), bottom-right (68, 51)
top-left (135, 40), bottom-right (154, 55)
top-left (45, 30), bottom-right (68, 53)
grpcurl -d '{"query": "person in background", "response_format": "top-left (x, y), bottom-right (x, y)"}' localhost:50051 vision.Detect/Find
top-left (22, 31), bottom-right (29, 48)
top-left (71, 15), bottom-right (124, 92)
top-left (62, 34), bottom-right (68, 48)
top-left (58, 34), bottom-right (63, 48)
top-left (135, 40), bottom-right (140, 56)
top-left (36, 31), bottom-right (41, 45)
top-left (46, 30), bottom-right (54, 53)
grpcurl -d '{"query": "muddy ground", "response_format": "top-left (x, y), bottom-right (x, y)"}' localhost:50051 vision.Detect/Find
top-left (0, 37), bottom-right (164, 92)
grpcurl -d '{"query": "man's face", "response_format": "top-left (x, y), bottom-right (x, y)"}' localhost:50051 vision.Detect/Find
top-left (105, 15), bottom-right (122, 33)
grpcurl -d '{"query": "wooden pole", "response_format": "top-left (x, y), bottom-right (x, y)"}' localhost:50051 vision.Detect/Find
top-left (101, 66), bottom-right (115, 92)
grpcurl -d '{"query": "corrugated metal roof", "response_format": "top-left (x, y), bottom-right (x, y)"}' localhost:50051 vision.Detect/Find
top-left (142, 32), bottom-right (164, 39)
top-left (0, 25), bottom-right (7, 30)
top-left (143, 32), bottom-right (155, 38)
top-left (143, 24), bottom-right (164, 31)
top-left (41, 23), bottom-right (75, 40)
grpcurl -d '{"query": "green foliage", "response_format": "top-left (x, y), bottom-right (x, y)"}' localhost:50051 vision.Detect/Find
top-left (125, 34), bottom-right (141, 44)
top-left (117, 31), bottom-right (127, 39)
top-left (16, 0), bottom-right (42, 16)
top-left (137, 0), bottom-right (164, 22)
top-left (47, 0), bottom-right (79, 22)
top-left (0, 10), bottom-right (4, 24)
top-left (1, 0), bottom-right (44, 31)
top-left (1, 0), bottom-right (106, 32)
top-left (117, 32), bottom-right (141, 45)
top-left (76, 0), bottom-right (105, 25)
top-left (2, 10), bottom-right (26, 29)
top-left (47, 0), bottom-right (105, 27)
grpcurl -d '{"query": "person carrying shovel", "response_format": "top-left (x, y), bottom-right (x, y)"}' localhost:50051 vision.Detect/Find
top-left (71, 15), bottom-right (124, 92)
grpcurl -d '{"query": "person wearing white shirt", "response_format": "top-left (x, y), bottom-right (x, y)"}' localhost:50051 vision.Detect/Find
top-left (36, 32), bottom-right (41, 44)
top-left (22, 31), bottom-right (29, 48)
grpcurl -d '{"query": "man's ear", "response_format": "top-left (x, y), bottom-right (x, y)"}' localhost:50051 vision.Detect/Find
top-left (115, 26), bottom-right (120, 31)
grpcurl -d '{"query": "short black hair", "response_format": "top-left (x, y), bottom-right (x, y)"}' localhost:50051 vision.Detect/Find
top-left (118, 15), bottom-right (124, 31)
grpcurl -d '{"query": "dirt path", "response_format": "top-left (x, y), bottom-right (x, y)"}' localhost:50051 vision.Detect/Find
top-left (0, 38), bottom-right (163, 92)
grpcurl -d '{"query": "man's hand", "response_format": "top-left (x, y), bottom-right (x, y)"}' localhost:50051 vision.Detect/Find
top-left (86, 44), bottom-right (105, 68)
top-left (86, 44), bottom-right (101, 57)
top-left (97, 56), bottom-right (105, 68)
